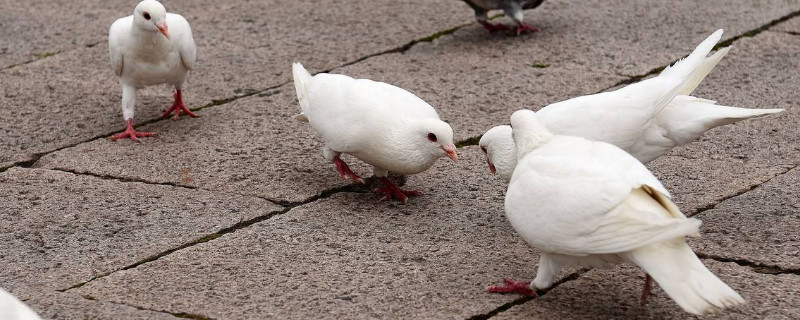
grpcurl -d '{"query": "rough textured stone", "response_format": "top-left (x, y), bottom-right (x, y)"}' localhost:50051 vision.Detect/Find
top-left (34, 88), bottom-right (370, 204)
top-left (690, 168), bottom-right (800, 270)
top-left (0, 167), bottom-right (283, 299)
top-left (25, 291), bottom-right (179, 320)
top-left (0, 0), bottom-right (470, 168)
top-left (648, 31), bottom-right (800, 214)
top-left (493, 261), bottom-right (800, 319)
top-left (69, 147), bottom-right (568, 319)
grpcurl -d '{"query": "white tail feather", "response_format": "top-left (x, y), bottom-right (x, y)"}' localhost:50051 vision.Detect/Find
top-left (660, 29), bottom-right (724, 83)
top-left (626, 239), bottom-right (745, 315)
top-left (292, 63), bottom-right (313, 120)
top-left (679, 46), bottom-right (731, 95)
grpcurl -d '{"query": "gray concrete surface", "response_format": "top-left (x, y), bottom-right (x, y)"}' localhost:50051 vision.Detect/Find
top-left (2, 0), bottom-right (800, 319)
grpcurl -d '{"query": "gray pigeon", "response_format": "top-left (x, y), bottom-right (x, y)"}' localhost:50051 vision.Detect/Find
top-left (459, 0), bottom-right (544, 35)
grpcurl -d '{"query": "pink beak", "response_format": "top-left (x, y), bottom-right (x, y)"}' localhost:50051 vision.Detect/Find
top-left (442, 144), bottom-right (458, 162)
top-left (487, 158), bottom-right (496, 174)
top-left (156, 22), bottom-right (170, 39)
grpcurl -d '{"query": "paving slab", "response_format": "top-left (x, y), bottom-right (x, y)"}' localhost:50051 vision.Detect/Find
top-left (0, 0), bottom-right (469, 168)
top-left (67, 147), bottom-right (567, 319)
top-left (493, 261), bottom-right (800, 319)
top-left (34, 88), bottom-right (372, 204)
top-left (687, 167), bottom-right (800, 270)
top-left (0, 167), bottom-right (282, 300)
top-left (24, 290), bottom-right (179, 320)
top-left (647, 31), bottom-right (800, 213)
top-left (0, 0), bottom-right (116, 69)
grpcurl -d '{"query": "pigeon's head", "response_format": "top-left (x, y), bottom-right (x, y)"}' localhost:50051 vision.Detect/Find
top-left (411, 119), bottom-right (458, 162)
top-left (510, 109), bottom-right (553, 159)
top-left (479, 125), bottom-right (516, 181)
top-left (133, 0), bottom-right (170, 39)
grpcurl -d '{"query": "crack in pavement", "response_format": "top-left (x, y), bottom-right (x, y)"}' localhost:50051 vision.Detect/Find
top-left (689, 164), bottom-right (798, 217)
top-left (80, 294), bottom-right (215, 320)
top-left (1, 41), bottom-right (103, 71)
top-left (696, 253), bottom-right (800, 276)
top-left (57, 185), bottom-right (364, 293)
top-left (466, 270), bottom-right (588, 320)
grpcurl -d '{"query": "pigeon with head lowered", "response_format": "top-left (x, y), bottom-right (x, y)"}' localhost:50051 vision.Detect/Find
top-left (458, 0), bottom-right (544, 35)
top-left (479, 29), bottom-right (782, 179)
top-left (490, 109), bottom-right (745, 315)
top-left (108, 0), bottom-right (198, 142)
top-left (0, 288), bottom-right (41, 320)
top-left (292, 63), bottom-right (458, 204)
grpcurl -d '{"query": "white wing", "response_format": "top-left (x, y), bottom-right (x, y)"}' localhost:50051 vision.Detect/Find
top-left (538, 75), bottom-right (684, 152)
top-left (108, 17), bottom-right (131, 77)
top-left (167, 13), bottom-right (197, 70)
top-left (305, 73), bottom-right (439, 152)
top-left (0, 288), bottom-right (42, 320)
top-left (505, 136), bottom-right (697, 256)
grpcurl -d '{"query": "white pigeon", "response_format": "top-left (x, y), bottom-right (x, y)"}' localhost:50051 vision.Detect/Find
top-left (292, 63), bottom-right (458, 203)
top-left (489, 109), bottom-right (745, 315)
top-left (108, 0), bottom-right (198, 142)
top-left (479, 29), bottom-right (782, 179)
top-left (0, 288), bottom-right (42, 320)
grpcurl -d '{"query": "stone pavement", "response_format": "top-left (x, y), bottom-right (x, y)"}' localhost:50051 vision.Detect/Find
top-left (1, 0), bottom-right (799, 318)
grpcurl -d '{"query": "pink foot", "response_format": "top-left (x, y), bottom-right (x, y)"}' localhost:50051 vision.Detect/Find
top-left (161, 90), bottom-right (199, 120)
top-left (373, 177), bottom-right (421, 204)
top-left (480, 21), bottom-right (511, 33)
top-left (487, 278), bottom-right (538, 297)
top-left (516, 23), bottom-right (541, 36)
top-left (333, 156), bottom-right (364, 184)
top-left (110, 119), bottom-right (155, 142)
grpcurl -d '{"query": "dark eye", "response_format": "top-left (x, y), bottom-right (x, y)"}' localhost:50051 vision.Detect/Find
top-left (481, 146), bottom-right (487, 153)
top-left (143, 12), bottom-right (151, 20)
top-left (427, 133), bottom-right (437, 142)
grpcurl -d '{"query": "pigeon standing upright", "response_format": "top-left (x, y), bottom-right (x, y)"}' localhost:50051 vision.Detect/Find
top-left (478, 29), bottom-right (782, 179)
top-left (458, 0), bottom-right (544, 35)
top-left (108, 0), bottom-right (198, 142)
top-left (292, 63), bottom-right (458, 204)
top-left (0, 288), bottom-right (42, 320)
top-left (492, 109), bottom-right (745, 315)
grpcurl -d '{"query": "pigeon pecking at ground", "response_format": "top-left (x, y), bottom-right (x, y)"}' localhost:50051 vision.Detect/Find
top-left (108, 0), bottom-right (198, 142)
top-left (479, 29), bottom-right (782, 180)
top-left (458, 0), bottom-right (544, 35)
top-left (0, 288), bottom-right (42, 320)
top-left (292, 63), bottom-right (458, 204)
top-left (491, 109), bottom-right (745, 315)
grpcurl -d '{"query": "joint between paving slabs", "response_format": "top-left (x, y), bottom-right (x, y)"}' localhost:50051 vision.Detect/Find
top-left (2, 41), bottom-right (103, 71)
top-left (602, 8), bottom-right (800, 92)
top-left (80, 294), bottom-right (215, 320)
top-left (57, 187), bottom-right (365, 293)
top-left (695, 253), bottom-right (800, 276)
top-left (466, 270), bottom-right (588, 320)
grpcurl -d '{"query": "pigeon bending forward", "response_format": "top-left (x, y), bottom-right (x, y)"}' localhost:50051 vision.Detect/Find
top-left (292, 63), bottom-right (458, 203)
top-left (490, 109), bottom-right (745, 315)
top-left (459, 0), bottom-right (544, 35)
top-left (479, 29), bottom-right (782, 180)
top-left (0, 288), bottom-right (42, 320)
top-left (108, 0), bottom-right (197, 142)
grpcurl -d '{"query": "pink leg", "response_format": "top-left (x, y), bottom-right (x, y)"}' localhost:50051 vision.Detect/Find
top-left (110, 119), bottom-right (155, 142)
top-left (373, 177), bottom-right (422, 204)
top-left (640, 274), bottom-right (652, 306)
top-left (333, 156), bottom-right (364, 184)
top-left (515, 22), bottom-right (541, 36)
top-left (161, 90), bottom-right (199, 120)
top-left (480, 20), bottom-right (511, 33)
top-left (487, 278), bottom-right (538, 297)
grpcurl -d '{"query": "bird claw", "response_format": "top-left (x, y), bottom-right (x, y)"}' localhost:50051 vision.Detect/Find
top-left (515, 23), bottom-right (540, 36)
top-left (161, 90), bottom-right (199, 120)
top-left (333, 157), bottom-right (364, 184)
top-left (111, 119), bottom-right (155, 142)
top-left (374, 177), bottom-right (421, 204)
top-left (487, 278), bottom-right (537, 297)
